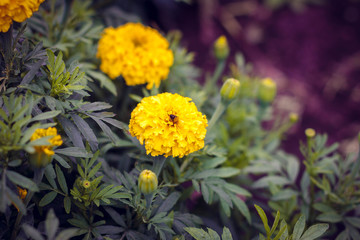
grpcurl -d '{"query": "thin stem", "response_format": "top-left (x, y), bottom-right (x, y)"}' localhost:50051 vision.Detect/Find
top-left (205, 60), bottom-right (226, 94)
top-left (207, 101), bottom-right (226, 132)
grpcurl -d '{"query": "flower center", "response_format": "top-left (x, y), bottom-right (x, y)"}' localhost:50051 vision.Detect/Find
top-left (169, 114), bottom-right (178, 124)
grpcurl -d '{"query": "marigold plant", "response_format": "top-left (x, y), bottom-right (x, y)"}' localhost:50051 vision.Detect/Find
top-left (0, 0), bottom-right (45, 32)
top-left (129, 92), bottom-right (208, 158)
top-left (96, 22), bottom-right (174, 89)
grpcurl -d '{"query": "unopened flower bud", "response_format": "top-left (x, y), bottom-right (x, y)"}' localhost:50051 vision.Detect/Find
top-left (258, 78), bottom-right (277, 104)
top-left (305, 128), bottom-right (316, 138)
top-left (82, 180), bottom-right (91, 189)
top-left (214, 35), bottom-right (229, 60)
top-left (138, 169), bottom-right (158, 195)
top-left (220, 78), bottom-right (241, 101)
top-left (289, 113), bottom-right (299, 123)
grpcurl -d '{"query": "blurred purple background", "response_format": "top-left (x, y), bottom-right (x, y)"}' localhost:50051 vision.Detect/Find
top-left (148, 0), bottom-right (360, 155)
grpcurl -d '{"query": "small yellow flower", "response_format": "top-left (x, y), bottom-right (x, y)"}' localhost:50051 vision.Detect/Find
top-left (305, 128), bottom-right (316, 138)
top-left (30, 127), bottom-right (62, 167)
top-left (82, 180), bottom-right (91, 189)
top-left (258, 78), bottom-right (277, 103)
top-left (12, 186), bottom-right (27, 211)
top-left (138, 170), bottom-right (158, 194)
top-left (220, 78), bottom-right (241, 101)
top-left (0, 0), bottom-right (45, 32)
top-left (214, 35), bottom-right (229, 60)
top-left (129, 93), bottom-right (208, 158)
top-left (97, 22), bottom-right (174, 89)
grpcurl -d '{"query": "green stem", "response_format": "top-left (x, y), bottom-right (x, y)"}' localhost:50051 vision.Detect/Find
top-left (180, 156), bottom-right (193, 173)
top-left (205, 60), bottom-right (226, 93)
top-left (207, 101), bottom-right (226, 132)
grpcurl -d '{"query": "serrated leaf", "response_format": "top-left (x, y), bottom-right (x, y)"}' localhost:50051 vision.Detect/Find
top-left (299, 224), bottom-right (329, 240)
top-left (31, 110), bottom-right (61, 122)
top-left (293, 215), bottom-right (306, 240)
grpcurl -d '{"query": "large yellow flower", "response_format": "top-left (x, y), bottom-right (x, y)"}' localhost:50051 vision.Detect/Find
top-left (96, 22), bottom-right (174, 89)
top-left (129, 93), bottom-right (208, 158)
top-left (30, 127), bottom-right (62, 156)
top-left (0, 0), bottom-right (45, 32)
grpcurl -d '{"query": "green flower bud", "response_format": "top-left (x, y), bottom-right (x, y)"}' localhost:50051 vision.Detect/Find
top-left (289, 113), bottom-right (299, 123)
top-left (220, 78), bottom-right (241, 101)
top-left (258, 78), bottom-right (277, 103)
top-left (305, 128), bottom-right (316, 138)
top-left (29, 152), bottom-right (52, 168)
top-left (214, 35), bottom-right (229, 60)
top-left (138, 169), bottom-right (158, 195)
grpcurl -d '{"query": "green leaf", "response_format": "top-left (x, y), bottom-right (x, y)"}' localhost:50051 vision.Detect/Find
top-left (299, 224), bottom-right (329, 240)
top-left (254, 204), bottom-right (270, 234)
top-left (253, 176), bottom-right (290, 188)
top-left (31, 110), bottom-right (61, 122)
top-left (293, 215), bottom-right (306, 240)
top-left (55, 164), bottom-right (68, 194)
top-left (221, 227), bottom-right (233, 240)
top-left (55, 147), bottom-right (92, 158)
top-left (316, 212), bottom-right (342, 223)
top-left (192, 168), bottom-right (240, 179)
top-left (39, 191), bottom-right (57, 207)
top-left (64, 196), bottom-right (71, 214)
top-left (45, 209), bottom-right (59, 240)
top-left (7, 170), bottom-right (39, 192)
top-left (88, 162), bottom-right (102, 179)
top-left (224, 183), bottom-right (251, 197)
top-left (270, 211), bottom-right (280, 236)
top-left (229, 194), bottom-right (251, 223)
top-left (184, 227), bottom-right (209, 240)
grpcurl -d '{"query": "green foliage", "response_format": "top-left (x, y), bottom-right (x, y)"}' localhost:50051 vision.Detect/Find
top-left (184, 226), bottom-right (233, 240)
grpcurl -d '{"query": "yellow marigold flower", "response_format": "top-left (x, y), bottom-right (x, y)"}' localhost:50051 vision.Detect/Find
top-left (129, 93), bottom-right (208, 158)
top-left (96, 22), bottom-right (174, 89)
top-left (138, 169), bottom-right (158, 195)
top-left (0, 0), bottom-right (45, 32)
top-left (30, 127), bottom-right (62, 156)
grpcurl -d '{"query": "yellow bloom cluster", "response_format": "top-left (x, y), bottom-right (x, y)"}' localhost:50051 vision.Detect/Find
top-left (96, 22), bottom-right (174, 89)
top-left (0, 0), bottom-right (45, 32)
top-left (30, 127), bottom-right (63, 156)
top-left (129, 93), bottom-right (208, 158)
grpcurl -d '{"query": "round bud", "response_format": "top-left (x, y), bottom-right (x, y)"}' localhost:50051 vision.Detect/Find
top-left (258, 78), bottom-right (277, 104)
top-left (214, 35), bottom-right (230, 60)
top-left (289, 113), bottom-right (299, 123)
top-left (220, 78), bottom-right (241, 101)
top-left (305, 128), bottom-right (316, 138)
top-left (138, 169), bottom-right (158, 195)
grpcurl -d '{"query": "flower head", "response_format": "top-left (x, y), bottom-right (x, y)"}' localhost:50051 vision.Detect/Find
top-left (214, 35), bottom-right (229, 60)
top-left (138, 169), bottom-right (158, 194)
top-left (0, 0), bottom-right (45, 32)
top-left (258, 78), bottom-right (277, 103)
top-left (30, 127), bottom-right (62, 156)
top-left (220, 78), bottom-right (241, 101)
top-left (305, 128), bottom-right (316, 138)
top-left (129, 93), bottom-right (208, 158)
top-left (97, 22), bottom-right (174, 89)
